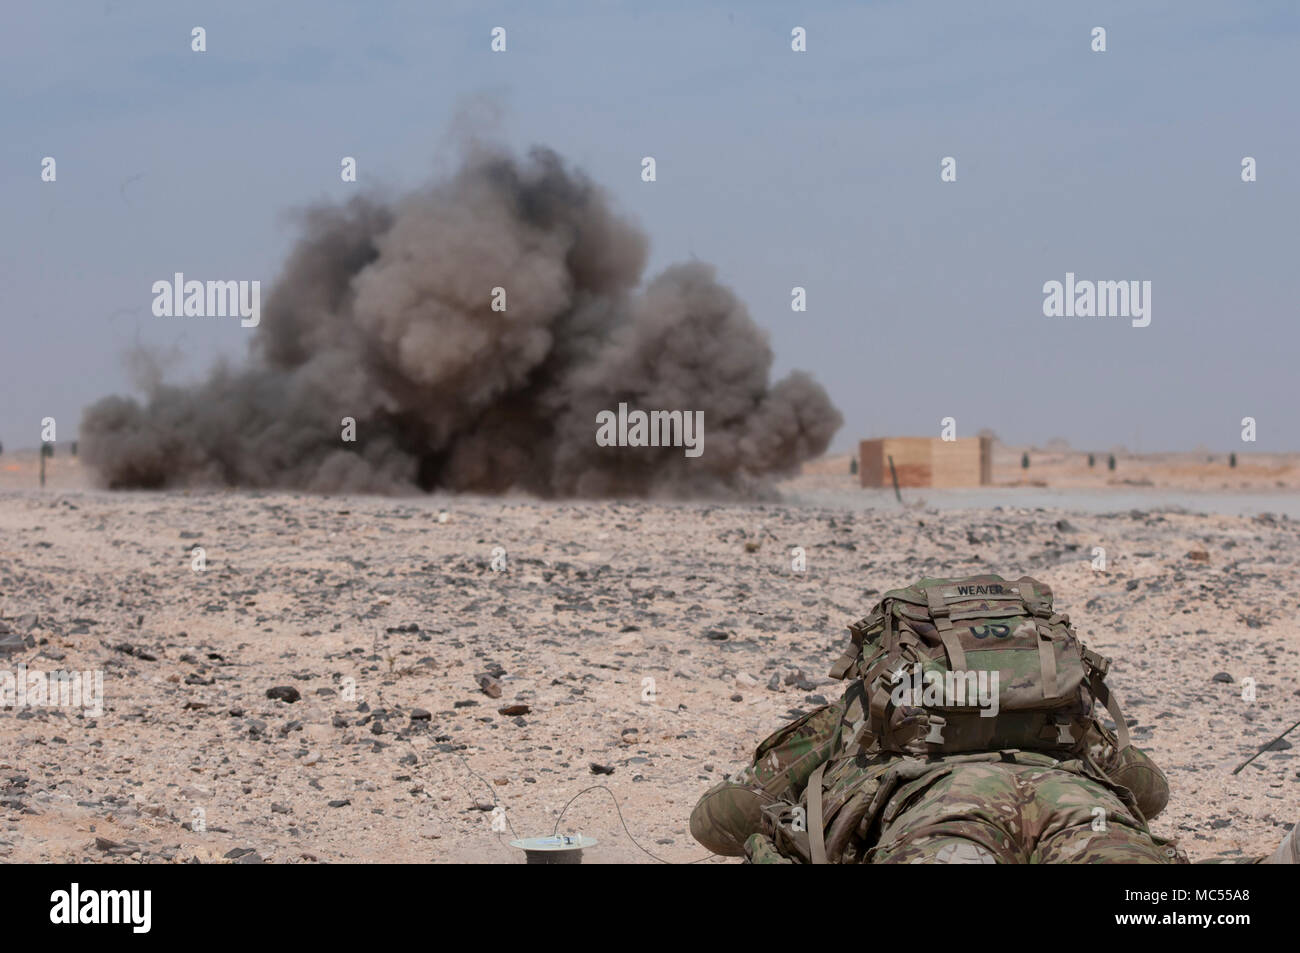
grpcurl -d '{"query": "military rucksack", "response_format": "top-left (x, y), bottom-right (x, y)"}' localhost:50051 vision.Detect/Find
top-left (828, 574), bottom-right (1131, 757)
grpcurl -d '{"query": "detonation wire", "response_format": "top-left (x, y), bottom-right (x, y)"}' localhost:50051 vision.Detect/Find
top-left (370, 665), bottom-right (525, 842)
top-left (553, 785), bottom-right (719, 864)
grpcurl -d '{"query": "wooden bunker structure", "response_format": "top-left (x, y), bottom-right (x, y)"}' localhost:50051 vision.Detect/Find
top-left (859, 436), bottom-right (993, 488)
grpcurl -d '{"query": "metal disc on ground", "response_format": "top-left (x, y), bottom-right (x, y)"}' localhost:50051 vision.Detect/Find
top-left (510, 834), bottom-right (597, 864)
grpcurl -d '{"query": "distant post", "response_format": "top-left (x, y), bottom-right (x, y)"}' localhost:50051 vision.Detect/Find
top-left (40, 441), bottom-right (53, 487)
top-left (1108, 454), bottom-right (1116, 471)
top-left (1230, 452), bottom-right (1237, 468)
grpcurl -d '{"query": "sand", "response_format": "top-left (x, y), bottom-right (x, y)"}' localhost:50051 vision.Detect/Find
top-left (0, 448), bottom-right (1297, 863)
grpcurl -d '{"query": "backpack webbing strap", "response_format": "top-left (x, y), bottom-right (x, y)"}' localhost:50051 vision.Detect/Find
top-left (940, 630), bottom-right (968, 674)
top-left (807, 761), bottom-right (829, 864)
top-left (831, 611), bottom-right (886, 679)
top-left (1090, 675), bottom-right (1131, 750)
top-left (867, 672), bottom-right (894, 726)
top-left (1081, 647), bottom-right (1130, 749)
top-left (924, 585), bottom-right (952, 629)
top-left (923, 585), bottom-right (968, 672)
top-left (1036, 623), bottom-right (1059, 699)
top-left (1082, 647), bottom-right (1110, 677)
top-left (828, 651), bottom-right (857, 680)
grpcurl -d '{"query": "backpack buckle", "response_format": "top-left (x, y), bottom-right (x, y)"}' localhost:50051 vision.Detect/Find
top-left (924, 715), bottom-right (947, 745)
top-left (1082, 647), bottom-right (1110, 677)
top-left (924, 586), bottom-right (955, 633)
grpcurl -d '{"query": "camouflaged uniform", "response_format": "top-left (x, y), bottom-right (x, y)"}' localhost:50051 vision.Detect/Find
top-left (691, 693), bottom-right (1183, 864)
top-left (693, 573), bottom-right (1300, 864)
top-left (691, 573), bottom-right (1189, 865)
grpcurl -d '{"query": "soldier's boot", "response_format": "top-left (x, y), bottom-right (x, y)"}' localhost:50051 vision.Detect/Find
top-left (1260, 821), bottom-right (1299, 864)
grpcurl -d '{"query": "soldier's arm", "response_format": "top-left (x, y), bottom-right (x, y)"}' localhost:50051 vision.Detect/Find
top-left (689, 700), bottom-right (844, 856)
top-left (748, 700), bottom-right (846, 797)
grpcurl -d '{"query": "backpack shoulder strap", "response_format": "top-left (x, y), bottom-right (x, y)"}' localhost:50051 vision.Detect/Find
top-left (807, 761), bottom-right (829, 864)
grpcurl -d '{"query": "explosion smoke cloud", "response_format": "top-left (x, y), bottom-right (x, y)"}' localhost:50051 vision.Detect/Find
top-left (82, 147), bottom-right (841, 498)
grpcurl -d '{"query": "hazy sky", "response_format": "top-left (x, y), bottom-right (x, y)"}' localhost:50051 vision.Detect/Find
top-left (3, 0), bottom-right (1297, 454)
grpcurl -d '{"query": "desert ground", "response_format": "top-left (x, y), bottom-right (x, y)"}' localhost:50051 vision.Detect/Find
top-left (1, 446), bottom-right (1298, 863)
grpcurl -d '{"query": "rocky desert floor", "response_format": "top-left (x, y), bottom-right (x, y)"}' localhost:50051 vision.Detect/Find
top-left (1, 451), bottom-right (1298, 863)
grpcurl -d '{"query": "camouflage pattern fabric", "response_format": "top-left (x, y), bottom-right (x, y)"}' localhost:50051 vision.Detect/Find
top-left (690, 702), bottom-right (842, 856)
top-left (867, 760), bottom-right (1180, 864)
top-left (831, 574), bottom-right (1118, 759)
top-left (693, 691), bottom-right (1190, 864)
top-left (744, 833), bottom-right (794, 864)
top-left (691, 573), bottom-right (1209, 864)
